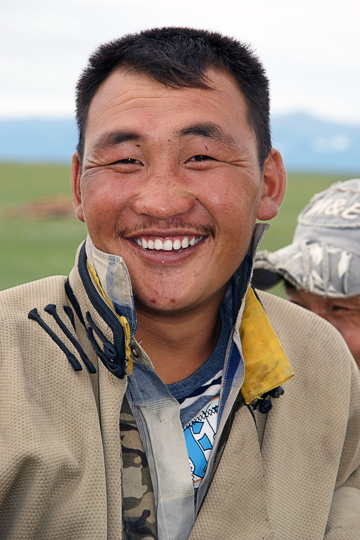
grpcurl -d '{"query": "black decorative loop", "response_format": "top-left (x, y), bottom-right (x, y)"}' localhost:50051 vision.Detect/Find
top-left (251, 386), bottom-right (284, 414)
top-left (270, 386), bottom-right (284, 399)
top-left (103, 342), bottom-right (117, 359)
top-left (86, 326), bottom-right (107, 361)
top-left (28, 308), bottom-right (82, 372)
top-left (63, 304), bottom-right (76, 330)
top-left (65, 279), bottom-right (85, 326)
top-left (251, 399), bottom-right (261, 411)
top-left (86, 313), bottom-right (125, 379)
top-left (44, 304), bottom-right (96, 374)
top-left (86, 312), bottom-right (118, 360)
top-left (86, 311), bottom-right (107, 341)
top-left (259, 400), bottom-right (272, 413)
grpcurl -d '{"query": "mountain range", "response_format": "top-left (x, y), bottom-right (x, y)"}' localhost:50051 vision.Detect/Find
top-left (0, 113), bottom-right (359, 173)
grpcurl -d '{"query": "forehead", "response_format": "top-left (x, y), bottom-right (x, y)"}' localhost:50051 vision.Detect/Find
top-left (84, 68), bottom-right (251, 141)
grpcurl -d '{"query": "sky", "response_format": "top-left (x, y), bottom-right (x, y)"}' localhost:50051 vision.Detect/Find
top-left (1, 0), bottom-right (360, 124)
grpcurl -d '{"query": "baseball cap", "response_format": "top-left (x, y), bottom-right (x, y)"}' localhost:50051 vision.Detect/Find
top-left (253, 179), bottom-right (360, 298)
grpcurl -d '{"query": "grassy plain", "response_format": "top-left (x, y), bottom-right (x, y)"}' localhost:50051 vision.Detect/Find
top-left (0, 162), bottom-right (86, 289)
top-left (0, 161), bottom-right (348, 291)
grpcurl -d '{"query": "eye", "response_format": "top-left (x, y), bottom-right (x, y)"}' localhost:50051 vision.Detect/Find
top-left (112, 158), bottom-right (143, 165)
top-left (187, 155), bottom-right (215, 162)
top-left (331, 305), bottom-right (350, 312)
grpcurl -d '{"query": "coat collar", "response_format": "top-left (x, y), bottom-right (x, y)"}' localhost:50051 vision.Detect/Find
top-left (240, 287), bottom-right (294, 404)
top-left (79, 227), bottom-right (294, 402)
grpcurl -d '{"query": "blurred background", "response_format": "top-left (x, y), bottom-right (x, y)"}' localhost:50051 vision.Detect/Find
top-left (1, 0), bottom-right (359, 290)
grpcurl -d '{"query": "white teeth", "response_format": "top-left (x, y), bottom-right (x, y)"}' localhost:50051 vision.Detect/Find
top-left (135, 236), bottom-right (203, 251)
top-left (181, 238), bottom-right (189, 249)
top-left (163, 240), bottom-right (172, 251)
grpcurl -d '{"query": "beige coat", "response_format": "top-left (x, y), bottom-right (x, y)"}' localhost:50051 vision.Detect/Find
top-left (0, 256), bottom-right (359, 539)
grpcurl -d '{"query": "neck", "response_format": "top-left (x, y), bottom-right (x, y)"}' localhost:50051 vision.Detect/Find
top-left (134, 300), bottom-right (223, 384)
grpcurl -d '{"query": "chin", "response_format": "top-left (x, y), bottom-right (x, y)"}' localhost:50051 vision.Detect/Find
top-left (134, 292), bottom-right (198, 316)
top-left (136, 298), bottom-right (186, 314)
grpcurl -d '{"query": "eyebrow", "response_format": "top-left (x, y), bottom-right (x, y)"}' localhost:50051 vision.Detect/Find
top-left (91, 130), bottom-right (143, 152)
top-left (177, 122), bottom-right (238, 147)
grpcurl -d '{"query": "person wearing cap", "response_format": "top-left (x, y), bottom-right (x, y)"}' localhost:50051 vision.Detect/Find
top-left (253, 178), bottom-right (360, 367)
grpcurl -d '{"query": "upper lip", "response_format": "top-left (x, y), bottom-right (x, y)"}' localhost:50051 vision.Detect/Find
top-left (126, 228), bottom-right (210, 239)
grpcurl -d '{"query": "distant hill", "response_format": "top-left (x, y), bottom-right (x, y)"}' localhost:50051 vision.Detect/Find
top-left (0, 113), bottom-right (359, 173)
top-left (271, 113), bottom-right (360, 174)
top-left (0, 118), bottom-right (78, 164)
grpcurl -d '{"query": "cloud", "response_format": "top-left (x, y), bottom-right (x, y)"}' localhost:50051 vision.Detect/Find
top-left (313, 135), bottom-right (350, 153)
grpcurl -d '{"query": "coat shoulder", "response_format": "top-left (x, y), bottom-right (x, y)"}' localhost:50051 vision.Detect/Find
top-left (0, 276), bottom-right (68, 318)
top-left (256, 289), bottom-right (357, 380)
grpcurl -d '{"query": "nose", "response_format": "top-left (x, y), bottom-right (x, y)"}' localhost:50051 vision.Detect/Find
top-left (131, 175), bottom-right (195, 219)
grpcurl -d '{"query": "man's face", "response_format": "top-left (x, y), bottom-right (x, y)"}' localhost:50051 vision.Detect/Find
top-left (72, 68), bottom-right (284, 317)
top-left (285, 285), bottom-right (360, 368)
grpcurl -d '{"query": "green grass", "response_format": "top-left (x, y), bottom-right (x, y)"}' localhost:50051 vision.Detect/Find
top-left (0, 162), bottom-right (86, 289)
top-left (0, 162), bottom-right (350, 291)
top-left (0, 162), bottom-right (74, 205)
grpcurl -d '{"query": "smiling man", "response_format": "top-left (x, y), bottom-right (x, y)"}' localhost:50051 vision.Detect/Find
top-left (1, 28), bottom-right (360, 540)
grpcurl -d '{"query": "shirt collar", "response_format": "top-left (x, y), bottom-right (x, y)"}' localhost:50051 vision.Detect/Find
top-left (85, 235), bottom-right (138, 337)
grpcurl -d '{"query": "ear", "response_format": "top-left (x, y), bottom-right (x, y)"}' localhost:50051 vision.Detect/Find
top-left (71, 152), bottom-right (85, 222)
top-left (256, 148), bottom-right (286, 221)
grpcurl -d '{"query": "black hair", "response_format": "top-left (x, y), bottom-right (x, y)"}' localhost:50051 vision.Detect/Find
top-left (75, 27), bottom-right (271, 165)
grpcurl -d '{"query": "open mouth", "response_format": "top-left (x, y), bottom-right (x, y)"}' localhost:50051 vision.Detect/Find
top-left (133, 235), bottom-right (205, 251)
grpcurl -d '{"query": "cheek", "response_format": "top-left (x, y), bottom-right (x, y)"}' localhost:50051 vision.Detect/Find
top-left (204, 178), bottom-right (259, 227)
top-left (346, 337), bottom-right (360, 367)
top-left (341, 323), bottom-right (360, 353)
top-left (81, 176), bottom-right (128, 223)
top-left (330, 319), bottom-right (360, 359)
